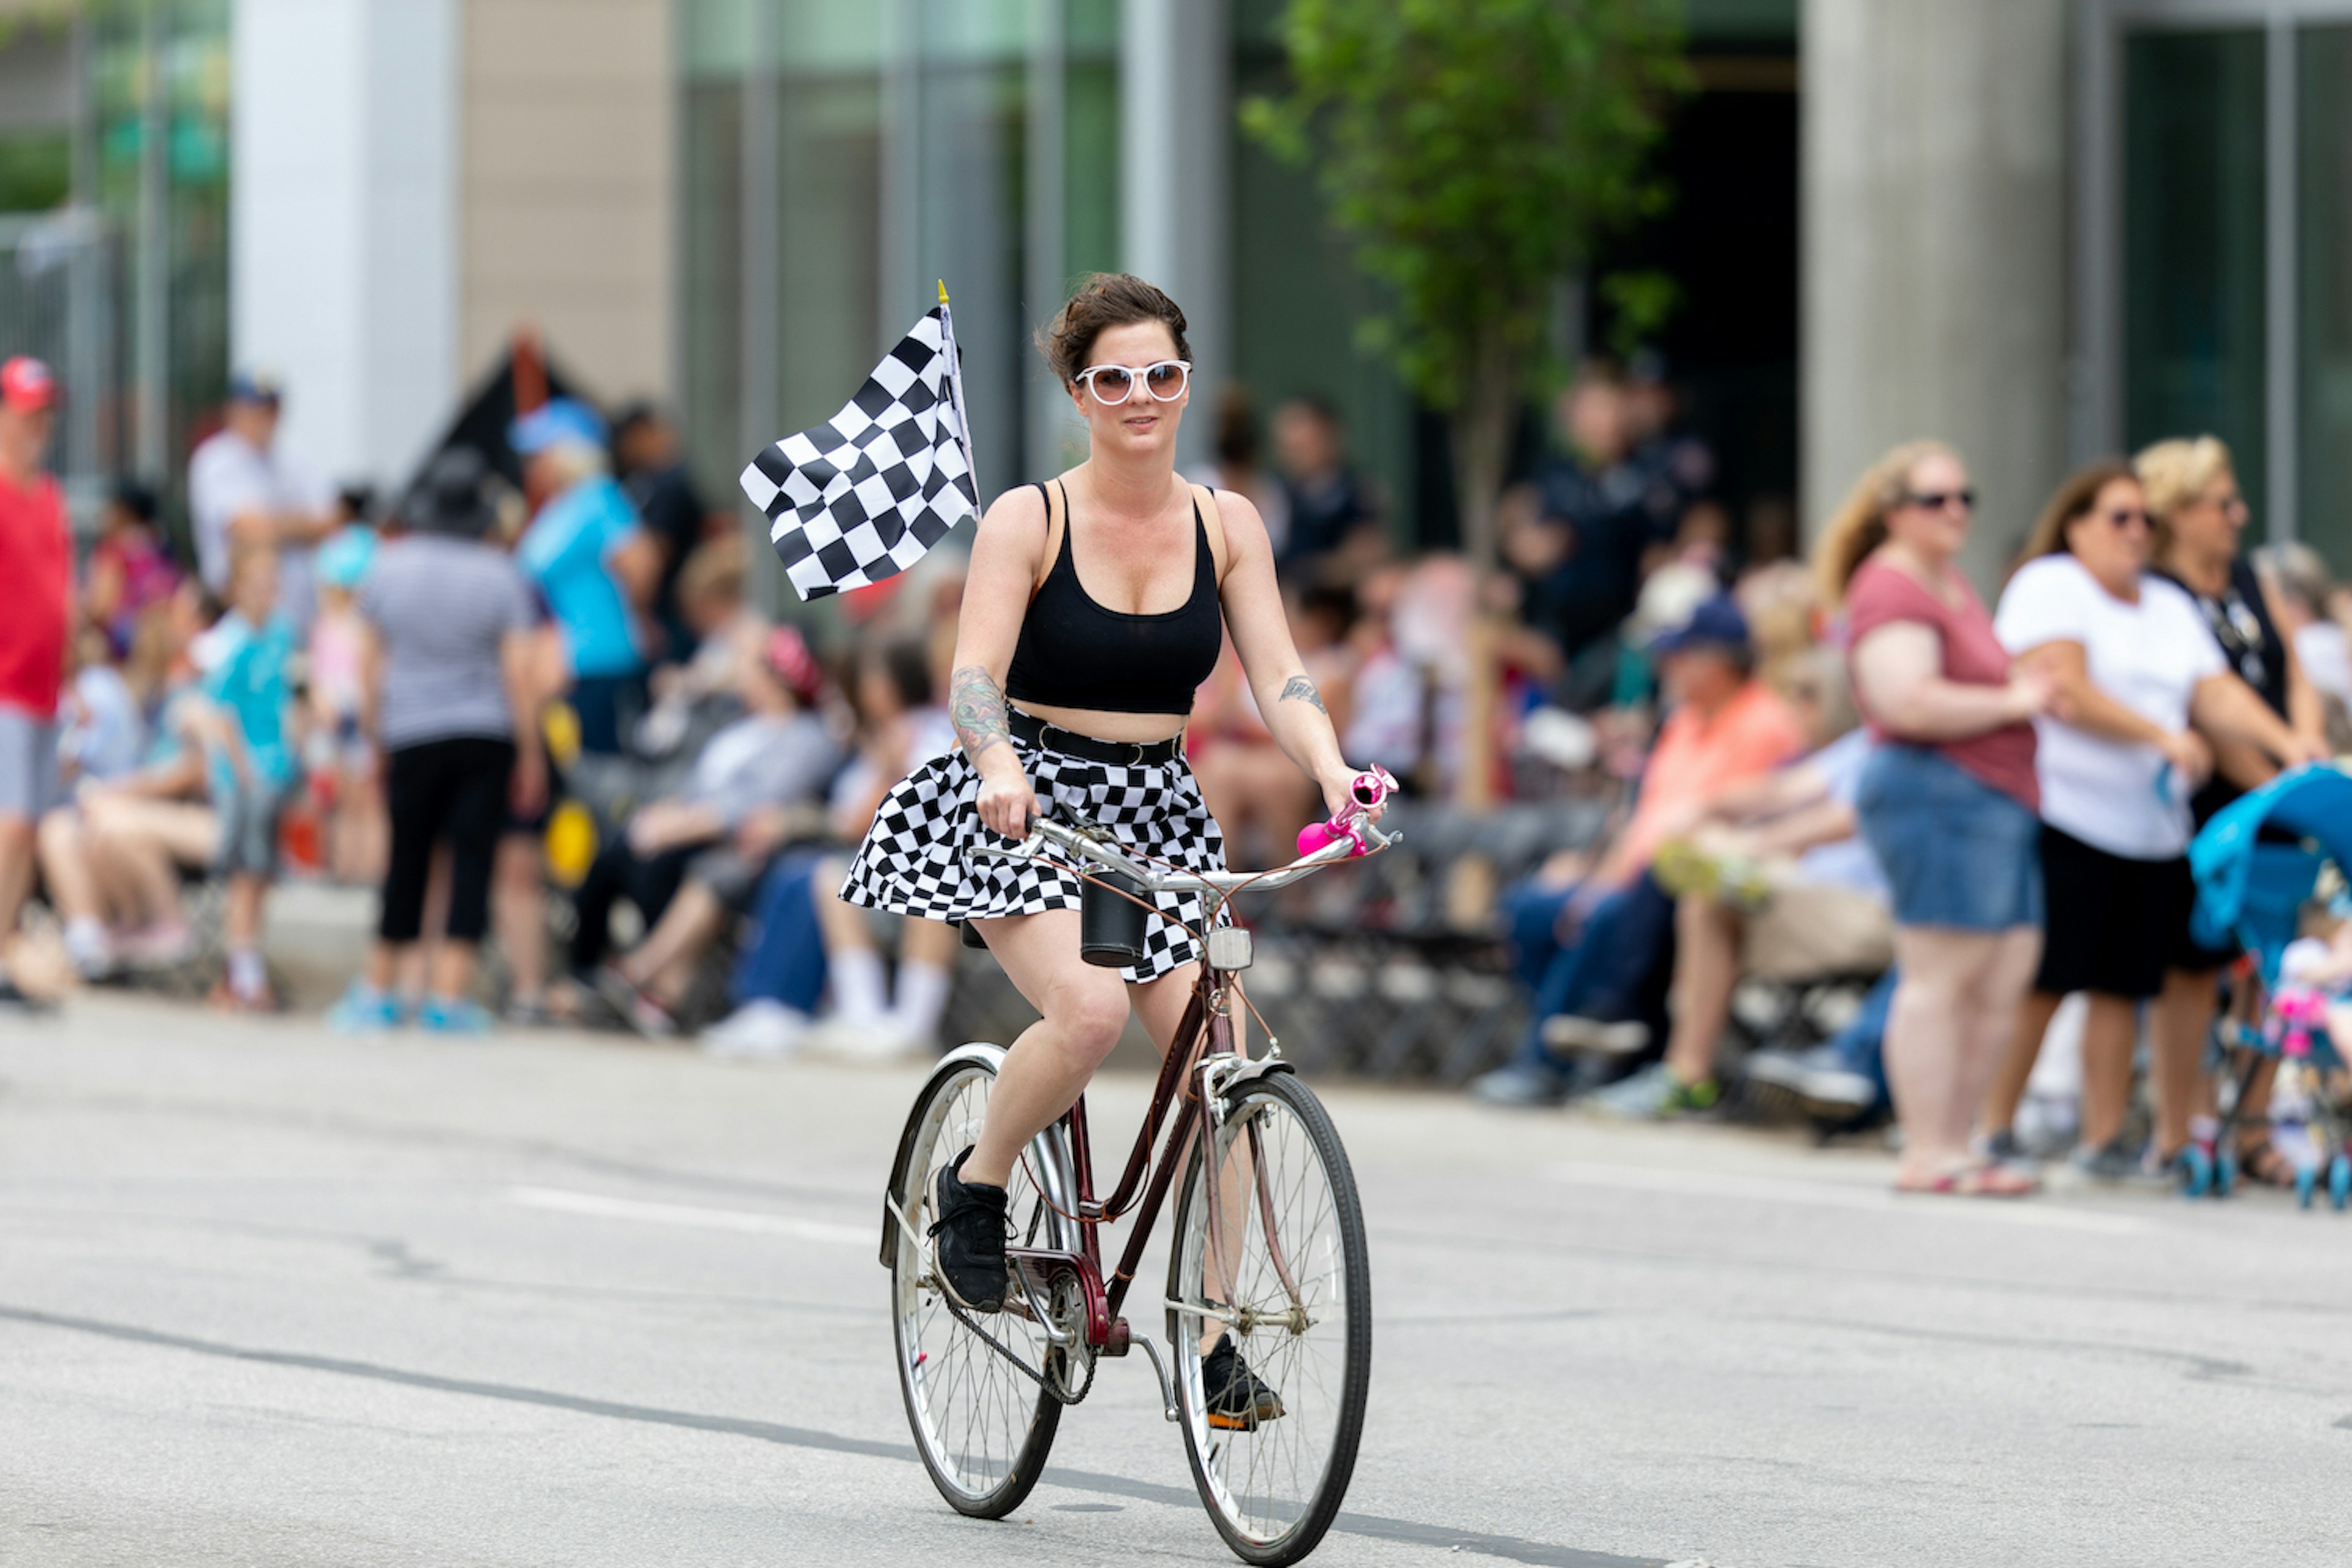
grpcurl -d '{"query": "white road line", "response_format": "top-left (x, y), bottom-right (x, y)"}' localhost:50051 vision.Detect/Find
top-left (503, 1186), bottom-right (872, 1245)
top-left (1546, 1161), bottom-right (2152, 1236)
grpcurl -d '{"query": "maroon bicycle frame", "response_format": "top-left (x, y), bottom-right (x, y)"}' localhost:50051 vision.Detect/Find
top-left (1003, 973), bottom-right (1238, 1357)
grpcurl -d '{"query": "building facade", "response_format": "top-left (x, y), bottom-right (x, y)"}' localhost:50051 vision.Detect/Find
top-left (7, 1), bottom-right (2348, 578)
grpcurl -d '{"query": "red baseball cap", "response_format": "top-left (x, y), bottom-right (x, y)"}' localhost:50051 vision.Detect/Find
top-left (1, 356), bottom-right (56, 413)
top-left (764, 625), bottom-right (827, 704)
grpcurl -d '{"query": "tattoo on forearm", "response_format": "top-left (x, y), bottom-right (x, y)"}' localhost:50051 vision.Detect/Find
top-left (1278, 675), bottom-right (1328, 716)
top-left (951, 665), bottom-right (1011, 760)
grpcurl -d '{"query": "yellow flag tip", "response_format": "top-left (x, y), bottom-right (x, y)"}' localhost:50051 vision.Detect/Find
top-left (936, 280), bottom-right (949, 304)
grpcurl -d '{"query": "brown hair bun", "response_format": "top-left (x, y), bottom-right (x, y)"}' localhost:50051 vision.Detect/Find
top-left (1036, 273), bottom-right (1191, 386)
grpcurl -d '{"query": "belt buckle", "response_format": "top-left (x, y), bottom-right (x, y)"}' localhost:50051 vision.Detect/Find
top-left (1125, 740), bottom-right (1147, 768)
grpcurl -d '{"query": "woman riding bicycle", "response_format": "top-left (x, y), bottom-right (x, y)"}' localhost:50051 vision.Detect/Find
top-left (840, 276), bottom-right (1381, 1335)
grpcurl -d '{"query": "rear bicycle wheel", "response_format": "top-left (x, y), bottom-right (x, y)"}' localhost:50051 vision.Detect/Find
top-left (888, 1047), bottom-right (1077, 1517)
top-left (1168, 1072), bottom-right (1371, 1566)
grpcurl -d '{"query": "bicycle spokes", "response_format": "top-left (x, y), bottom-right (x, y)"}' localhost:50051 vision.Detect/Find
top-left (1170, 1075), bottom-right (1371, 1564)
top-left (892, 1058), bottom-right (1071, 1517)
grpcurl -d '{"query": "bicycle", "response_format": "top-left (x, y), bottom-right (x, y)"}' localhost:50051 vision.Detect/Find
top-left (880, 799), bottom-right (1394, 1566)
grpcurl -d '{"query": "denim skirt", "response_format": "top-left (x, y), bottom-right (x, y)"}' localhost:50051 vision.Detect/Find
top-left (1855, 743), bottom-right (2043, 932)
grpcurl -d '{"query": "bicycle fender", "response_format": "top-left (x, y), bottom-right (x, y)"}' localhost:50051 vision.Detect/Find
top-left (880, 1041), bottom-right (1009, 1268)
top-left (1213, 1055), bottom-right (1297, 1107)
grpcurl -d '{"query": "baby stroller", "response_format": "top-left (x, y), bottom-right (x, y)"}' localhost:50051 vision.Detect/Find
top-left (2187, 763), bottom-right (2352, 1209)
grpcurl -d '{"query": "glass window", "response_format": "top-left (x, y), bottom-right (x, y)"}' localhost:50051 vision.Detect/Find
top-left (906, 0), bottom-right (1030, 500)
top-left (679, 40), bottom-right (744, 512)
top-left (86, 0), bottom-right (230, 526)
top-left (2299, 24), bottom-right (2352, 565)
top-left (1230, 13), bottom-right (1415, 544)
top-left (2122, 29), bottom-right (2268, 528)
top-left (1064, 0), bottom-right (1120, 281)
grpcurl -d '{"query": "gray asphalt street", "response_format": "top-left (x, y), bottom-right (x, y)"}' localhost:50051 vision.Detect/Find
top-left (4, 993), bottom-right (2350, 1568)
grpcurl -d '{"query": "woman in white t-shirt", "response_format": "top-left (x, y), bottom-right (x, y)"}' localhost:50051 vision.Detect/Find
top-left (1980, 462), bottom-right (2323, 1180)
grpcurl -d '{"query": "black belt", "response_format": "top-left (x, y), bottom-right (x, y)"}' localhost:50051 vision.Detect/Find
top-left (1009, 709), bottom-right (1183, 766)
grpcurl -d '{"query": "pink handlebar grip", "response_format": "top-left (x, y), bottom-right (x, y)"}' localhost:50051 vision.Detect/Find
top-left (1295, 766), bottom-right (1397, 859)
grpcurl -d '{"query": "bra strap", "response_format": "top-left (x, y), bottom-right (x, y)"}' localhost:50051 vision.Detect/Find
top-left (1190, 483), bottom-right (1227, 585)
top-left (1030, 478), bottom-right (1068, 598)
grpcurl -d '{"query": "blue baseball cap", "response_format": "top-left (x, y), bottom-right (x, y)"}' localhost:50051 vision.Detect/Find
top-left (227, 367), bottom-right (284, 405)
top-left (1649, 593), bottom-right (1751, 658)
top-left (509, 397), bottom-right (605, 456)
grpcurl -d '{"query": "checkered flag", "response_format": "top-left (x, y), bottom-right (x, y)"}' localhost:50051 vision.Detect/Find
top-left (739, 298), bottom-right (980, 601)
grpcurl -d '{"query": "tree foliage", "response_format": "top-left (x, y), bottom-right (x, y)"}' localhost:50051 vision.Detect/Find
top-left (1245, 0), bottom-right (1687, 564)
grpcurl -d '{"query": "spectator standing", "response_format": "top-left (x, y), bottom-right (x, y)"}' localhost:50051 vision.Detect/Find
top-left (0, 356), bottom-right (70, 1011)
top-left (2254, 541), bottom-right (2352, 718)
top-left (2137, 437), bottom-right (2326, 1183)
top-left (1523, 373), bottom-right (1662, 660)
top-left (1818, 441), bottom-right (2050, 1196)
top-left (513, 398), bottom-right (658, 755)
top-left (611, 401), bottom-right (711, 662)
top-left (187, 370), bottom-right (345, 631)
top-left (330, 450), bottom-right (544, 1033)
top-left (195, 547), bottom-right (301, 1011)
top-left (1624, 353), bottom-right (1717, 532)
top-left (307, 526), bottom-right (385, 883)
top-left (1980, 462), bottom-right (2320, 1181)
top-left (1192, 387), bottom-right (1291, 556)
top-left (83, 478), bottom-right (179, 658)
top-left (1271, 396), bottom-right (1377, 575)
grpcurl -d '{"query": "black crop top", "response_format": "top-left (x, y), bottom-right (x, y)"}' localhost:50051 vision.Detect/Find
top-left (1005, 480), bottom-right (1223, 716)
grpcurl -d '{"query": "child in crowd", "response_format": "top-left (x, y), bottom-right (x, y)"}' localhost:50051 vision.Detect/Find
top-left (41, 579), bottom-right (220, 975)
top-left (83, 478), bottom-right (179, 659)
top-left (60, 626), bottom-right (148, 789)
top-left (306, 525), bottom-right (385, 882)
top-left (195, 546), bottom-right (301, 1010)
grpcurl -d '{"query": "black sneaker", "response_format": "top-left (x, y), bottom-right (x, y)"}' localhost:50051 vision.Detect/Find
top-left (1201, 1332), bottom-right (1284, 1430)
top-left (928, 1147), bottom-right (1009, 1312)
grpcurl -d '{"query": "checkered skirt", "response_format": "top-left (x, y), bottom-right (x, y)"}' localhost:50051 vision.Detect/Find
top-left (839, 737), bottom-right (1227, 982)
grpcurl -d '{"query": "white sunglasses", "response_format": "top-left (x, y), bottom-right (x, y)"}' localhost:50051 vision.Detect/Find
top-left (1072, 360), bottom-right (1191, 405)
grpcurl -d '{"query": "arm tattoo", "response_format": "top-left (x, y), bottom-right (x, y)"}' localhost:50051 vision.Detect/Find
top-left (950, 664), bottom-right (1011, 760)
top-left (1278, 675), bottom-right (1328, 716)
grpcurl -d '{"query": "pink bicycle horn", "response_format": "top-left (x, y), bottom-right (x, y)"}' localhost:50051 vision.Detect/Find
top-left (1296, 766), bottom-right (1398, 859)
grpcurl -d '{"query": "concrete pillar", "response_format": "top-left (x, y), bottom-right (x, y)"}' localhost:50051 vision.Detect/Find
top-left (1121, 0), bottom-right (1228, 471)
top-left (231, 0), bottom-right (458, 489)
top-left (1803, 0), bottom-right (2070, 584)
top-left (460, 0), bottom-right (675, 402)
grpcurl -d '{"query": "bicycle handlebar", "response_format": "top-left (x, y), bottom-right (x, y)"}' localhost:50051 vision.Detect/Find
top-left (979, 811), bottom-right (1398, 899)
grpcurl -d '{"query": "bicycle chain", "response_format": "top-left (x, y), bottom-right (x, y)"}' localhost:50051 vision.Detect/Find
top-left (939, 1289), bottom-right (1095, 1407)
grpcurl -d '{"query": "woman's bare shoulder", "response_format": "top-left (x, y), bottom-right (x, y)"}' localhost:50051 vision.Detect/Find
top-left (973, 482), bottom-right (1051, 559)
top-left (1206, 486), bottom-right (1272, 562)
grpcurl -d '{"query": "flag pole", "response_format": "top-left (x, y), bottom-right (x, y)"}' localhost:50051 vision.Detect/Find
top-left (936, 281), bottom-right (980, 507)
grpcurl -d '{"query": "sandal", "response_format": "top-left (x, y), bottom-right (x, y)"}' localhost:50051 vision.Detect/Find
top-left (1897, 1160), bottom-right (2040, 1198)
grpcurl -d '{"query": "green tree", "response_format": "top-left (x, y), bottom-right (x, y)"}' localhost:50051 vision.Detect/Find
top-left (1244, 0), bottom-right (1688, 570)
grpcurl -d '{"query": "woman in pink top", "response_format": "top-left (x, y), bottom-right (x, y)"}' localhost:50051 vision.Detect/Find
top-left (1815, 441), bottom-right (2052, 1197)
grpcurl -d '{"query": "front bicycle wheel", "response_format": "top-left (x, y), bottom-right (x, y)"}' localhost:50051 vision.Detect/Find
top-left (1168, 1071), bottom-right (1371, 1566)
top-left (889, 1047), bottom-right (1076, 1518)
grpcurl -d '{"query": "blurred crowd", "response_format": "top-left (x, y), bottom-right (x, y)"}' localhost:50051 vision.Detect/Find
top-left (6, 342), bottom-right (2351, 1197)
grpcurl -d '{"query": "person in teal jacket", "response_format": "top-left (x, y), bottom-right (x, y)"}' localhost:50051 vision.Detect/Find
top-left (512, 399), bottom-right (660, 755)
top-left (194, 546), bottom-right (301, 1009)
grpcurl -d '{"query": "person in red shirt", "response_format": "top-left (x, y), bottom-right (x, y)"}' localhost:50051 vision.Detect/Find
top-left (0, 356), bottom-right (74, 1010)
